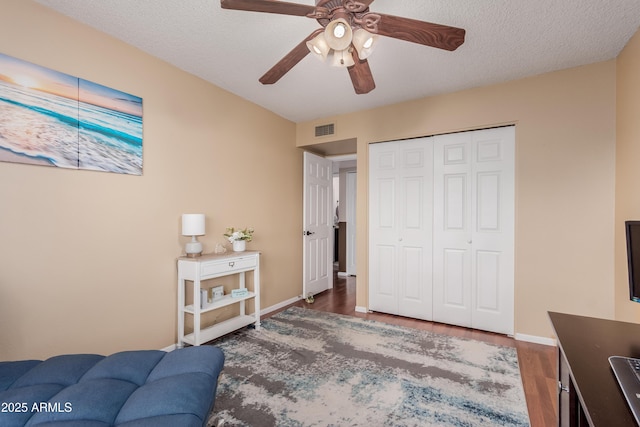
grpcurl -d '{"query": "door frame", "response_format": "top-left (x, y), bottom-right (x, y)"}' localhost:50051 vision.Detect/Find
top-left (346, 171), bottom-right (357, 276)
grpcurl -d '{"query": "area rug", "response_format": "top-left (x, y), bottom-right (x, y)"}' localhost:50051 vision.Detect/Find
top-left (208, 307), bottom-right (530, 427)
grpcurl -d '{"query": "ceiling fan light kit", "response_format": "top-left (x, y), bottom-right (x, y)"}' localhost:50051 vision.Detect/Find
top-left (308, 21), bottom-right (376, 66)
top-left (220, 0), bottom-right (466, 94)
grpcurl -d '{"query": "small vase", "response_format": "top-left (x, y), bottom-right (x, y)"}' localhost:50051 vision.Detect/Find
top-left (232, 240), bottom-right (246, 252)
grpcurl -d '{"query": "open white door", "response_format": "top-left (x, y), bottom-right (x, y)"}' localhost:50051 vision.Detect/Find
top-left (303, 152), bottom-right (333, 297)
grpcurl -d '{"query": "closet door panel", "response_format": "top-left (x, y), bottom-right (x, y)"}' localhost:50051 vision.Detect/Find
top-left (476, 172), bottom-right (500, 231)
top-left (444, 249), bottom-right (466, 305)
top-left (444, 174), bottom-right (467, 230)
top-left (397, 140), bottom-right (433, 320)
top-left (374, 245), bottom-right (396, 296)
top-left (438, 248), bottom-right (472, 327)
top-left (402, 247), bottom-right (423, 300)
top-left (433, 132), bottom-right (473, 327)
top-left (377, 179), bottom-right (396, 228)
top-left (400, 246), bottom-right (429, 320)
top-left (369, 144), bottom-right (400, 315)
top-left (403, 177), bottom-right (423, 229)
top-left (369, 138), bottom-right (433, 320)
top-left (475, 250), bottom-right (500, 311)
top-left (470, 127), bottom-right (515, 335)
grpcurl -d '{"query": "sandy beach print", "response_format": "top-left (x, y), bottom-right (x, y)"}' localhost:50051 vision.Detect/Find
top-left (0, 52), bottom-right (143, 175)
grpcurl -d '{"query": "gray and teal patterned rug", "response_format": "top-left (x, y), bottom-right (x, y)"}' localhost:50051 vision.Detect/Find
top-left (208, 307), bottom-right (530, 427)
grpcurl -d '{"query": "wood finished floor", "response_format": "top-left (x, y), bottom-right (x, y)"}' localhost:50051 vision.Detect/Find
top-left (267, 272), bottom-right (558, 427)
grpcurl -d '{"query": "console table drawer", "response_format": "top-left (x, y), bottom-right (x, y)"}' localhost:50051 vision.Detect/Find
top-left (201, 256), bottom-right (257, 277)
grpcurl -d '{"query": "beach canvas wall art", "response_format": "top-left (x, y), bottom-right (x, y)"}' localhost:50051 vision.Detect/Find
top-left (0, 52), bottom-right (143, 175)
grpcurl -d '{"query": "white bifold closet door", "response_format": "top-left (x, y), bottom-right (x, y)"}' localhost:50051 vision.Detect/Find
top-left (368, 137), bottom-right (434, 321)
top-left (369, 126), bottom-right (515, 335)
top-left (432, 126), bottom-right (515, 335)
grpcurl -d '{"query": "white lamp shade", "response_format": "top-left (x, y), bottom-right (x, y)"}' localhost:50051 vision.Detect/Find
top-left (182, 214), bottom-right (205, 236)
top-left (352, 28), bottom-right (377, 60)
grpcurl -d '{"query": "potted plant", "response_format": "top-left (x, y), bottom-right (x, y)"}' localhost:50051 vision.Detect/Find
top-left (224, 227), bottom-right (254, 252)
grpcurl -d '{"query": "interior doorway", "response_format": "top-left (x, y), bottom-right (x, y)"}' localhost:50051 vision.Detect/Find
top-left (329, 154), bottom-right (357, 278)
top-left (301, 141), bottom-right (357, 306)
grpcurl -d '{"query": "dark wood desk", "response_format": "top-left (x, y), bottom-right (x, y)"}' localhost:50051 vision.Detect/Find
top-left (549, 311), bottom-right (640, 426)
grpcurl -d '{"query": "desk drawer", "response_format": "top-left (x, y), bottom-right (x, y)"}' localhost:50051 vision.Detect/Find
top-left (201, 256), bottom-right (257, 277)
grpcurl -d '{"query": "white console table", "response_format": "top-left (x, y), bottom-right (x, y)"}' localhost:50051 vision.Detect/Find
top-left (177, 250), bottom-right (260, 346)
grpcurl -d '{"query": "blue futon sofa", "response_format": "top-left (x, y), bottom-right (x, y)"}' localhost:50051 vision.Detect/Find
top-left (0, 345), bottom-right (225, 426)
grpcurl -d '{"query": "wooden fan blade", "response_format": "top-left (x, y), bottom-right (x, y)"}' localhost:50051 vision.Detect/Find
top-left (260, 30), bottom-right (322, 85)
top-left (375, 13), bottom-right (465, 51)
top-left (221, 0), bottom-right (317, 16)
top-left (347, 51), bottom-right (375, 94)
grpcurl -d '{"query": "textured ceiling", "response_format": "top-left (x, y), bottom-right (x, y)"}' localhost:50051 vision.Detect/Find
top-left (35, 0), bottom-right (640, 123)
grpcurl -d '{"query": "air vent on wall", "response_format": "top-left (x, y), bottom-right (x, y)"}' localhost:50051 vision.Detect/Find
top-left (315, 123), bottom-right (335, 138)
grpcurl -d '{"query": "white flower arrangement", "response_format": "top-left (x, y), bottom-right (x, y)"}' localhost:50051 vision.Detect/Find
top-left (224, 227), bottom-right (254, 243)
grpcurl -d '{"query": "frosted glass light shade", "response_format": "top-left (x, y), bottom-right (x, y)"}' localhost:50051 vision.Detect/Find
top-left (182, 214), bottom-right (205, 236)
top-left (329, 49), bottom-right (355, 67)
top-left (324, 18), bottom-right (353, 51)
top-left (306, 33), bottom-right (331, 61)
top-left (352, 28), bottom-right (377, 59)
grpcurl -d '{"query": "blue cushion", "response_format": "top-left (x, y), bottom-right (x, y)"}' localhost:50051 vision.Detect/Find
top-left (147, 346), bottom-right (224, 381)
top-left (25, 422), bottom-right (109, 427)
top-left (115, 373), bottom-right (216, 425)
top-left (26, 379), bottom-right (137, 425)
top-left (0, 384), bottom-right (64, 427)
top-left (0, 346), bottom-right (225, 427)
top-left (12, 355), bottom-right (105, 389)
top-left (80, 351), bottom-right (165, 386)
top-left (0, 360), bottom-right (41, 391)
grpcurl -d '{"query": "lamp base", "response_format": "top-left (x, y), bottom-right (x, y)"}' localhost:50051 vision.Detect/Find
top-left (185, 239), bottom-right (203, 257)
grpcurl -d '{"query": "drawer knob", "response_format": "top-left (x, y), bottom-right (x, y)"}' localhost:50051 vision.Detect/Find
top-left (229, 262), bottom-right (235, 267)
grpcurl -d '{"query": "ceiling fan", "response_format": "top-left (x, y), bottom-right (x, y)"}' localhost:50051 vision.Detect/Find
top-left (220, 0), bottom-right (466, 94)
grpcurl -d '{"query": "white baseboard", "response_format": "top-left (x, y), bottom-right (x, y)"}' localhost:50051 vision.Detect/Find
top-left (261, 296), bottom-right (302, 316)
top-left (164, 300), bottom-right (557, 350)
top-left (160, 344), bottom-right (177, 352)
top-left (515, 333), bottom-right (557, 347)
top-left (162, 296), bottom-right (303, 352)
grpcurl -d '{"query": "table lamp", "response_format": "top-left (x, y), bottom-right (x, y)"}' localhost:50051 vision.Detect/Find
top-left (182, 213), bottom-right (205, 257)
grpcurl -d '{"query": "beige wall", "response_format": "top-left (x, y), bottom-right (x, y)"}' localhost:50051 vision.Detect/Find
top-left (0, 1), bottom-right (302, 360)
top-left (298, 61), bottom-right (617, 339)
top-left (1, 1), bottom-right (630, 358)
top-left (616, 29), bottom-right (640, 322)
